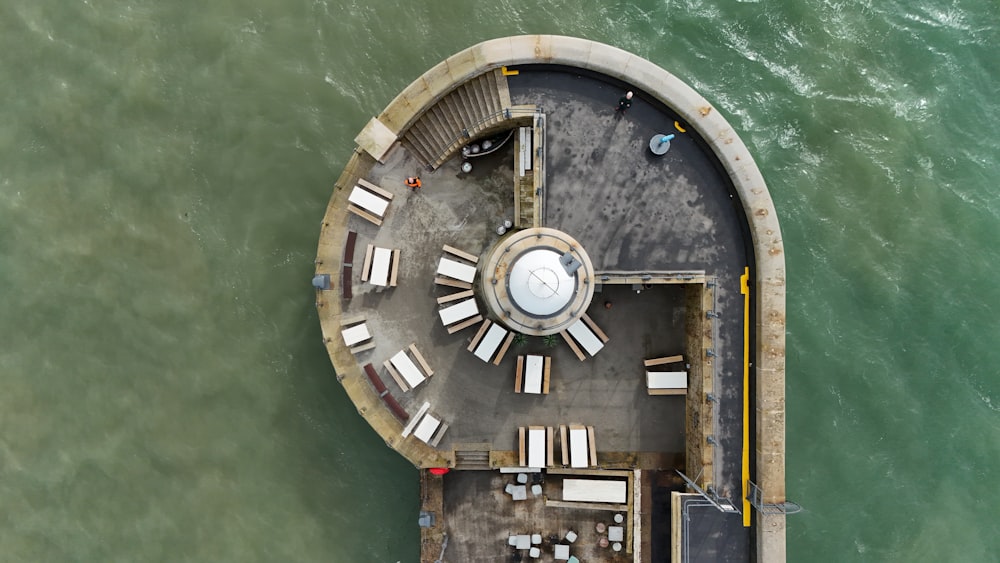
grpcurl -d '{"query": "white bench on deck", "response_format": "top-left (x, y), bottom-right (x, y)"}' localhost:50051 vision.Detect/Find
top-left (383, 343), bottom-right (434, 392)
top-left (645, 355), bottom-right (687, 395)
top-left (437, 257), bottom-right (476, 283)
top-left (564, 313), bottom-right (608, 358)
top-left (562, 478), bottom-right (627, 503)
top-left (360, 245), bottom-right (400, 288)
top-left (646, 371), bottom-right (688, 395)
top-left (515, 355), bottom-right (550, 394)
top-left (564, 424), bottom-right (597, 468)
top-left (439, 298), bottom-right (478, 325)
top-left (347, 178), bottom-right (394, 226)
top-left (401, 401), bottom-right (449, 447)
top-left (518, 426), bottom-right (553, 468)
top-left (339, 314), bottom-right (374, 354)
top-left (467, 320), bottom-right (514, 364)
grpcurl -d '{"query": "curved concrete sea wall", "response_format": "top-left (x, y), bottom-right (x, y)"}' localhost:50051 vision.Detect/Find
top-left (332, 35), bottom-right (786, 562)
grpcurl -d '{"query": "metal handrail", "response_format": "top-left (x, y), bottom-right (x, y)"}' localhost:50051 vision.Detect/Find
top-left (411, 106), bottom-right (542, 168)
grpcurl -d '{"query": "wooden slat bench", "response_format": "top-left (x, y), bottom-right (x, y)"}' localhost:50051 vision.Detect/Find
top-left (434, 276), bottom-right (473, 290)
top-left (437, 289), bottom-right (474, 304)
top-left (559, 330), bottom-right (587, 361)
top-left (644, 355), bottom-right (684, 367)
top-left (443, 244), bottom-right (479, 264)
top-left (447, 314), bottom-right (482, 334)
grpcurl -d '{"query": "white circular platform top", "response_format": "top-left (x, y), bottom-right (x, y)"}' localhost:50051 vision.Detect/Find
top-left (507, 249), bottom-right (576, 316)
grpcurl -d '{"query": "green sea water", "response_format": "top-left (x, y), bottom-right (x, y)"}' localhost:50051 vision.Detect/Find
top-left (1, 1), bottom-right (997, 561)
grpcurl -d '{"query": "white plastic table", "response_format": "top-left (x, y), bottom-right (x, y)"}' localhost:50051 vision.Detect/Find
top-left (341, 323), bottom-right (370, 346)
top-left (474, 324), bottom-right (507, 362)
top-left (511, 485), bottom-right (527, 501)
top-left (437, 257), bottom-right (476, 282)
top-left (369, 247), bottom-right (392, 286)
top-left (527, 427), bottom-right (545, 468)
top-left (390, 350), bottom-right (425, 389)
top-left (413, 413), bottom-right (441, 444)
top-left (523, 355), bottom-right (543, 394)
top-left (646, 371), bottom-right (687, 389)
top-left (554, 544), bottom-right (570, 560)
top-left (348, 185), bottom-right (389, 217)
top-left (439, 298), bottom-right (478, 326)
top-left (567, 319), bottom-right (604, 356)
top-left (515, 534), bottom-right (531, 549)
top-left (608, 525), bottom-right (624, 542)
top-left (563, 479), bottom-right (627, 503)
top-left (569, 427), bottom-right (588, 468)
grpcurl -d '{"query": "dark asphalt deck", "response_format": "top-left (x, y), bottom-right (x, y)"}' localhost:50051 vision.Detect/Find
top-left (339, 65), bottom-right (753, 562)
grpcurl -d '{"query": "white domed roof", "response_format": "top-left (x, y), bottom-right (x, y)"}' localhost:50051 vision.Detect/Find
top-left (507, 249), bottom-right (576, 315)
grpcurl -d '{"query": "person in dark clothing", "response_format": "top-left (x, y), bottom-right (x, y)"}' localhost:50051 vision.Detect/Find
top-left (615, 91), bottom-right (634, 114)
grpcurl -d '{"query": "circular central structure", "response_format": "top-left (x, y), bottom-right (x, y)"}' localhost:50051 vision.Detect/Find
top-left (509, 250), bottom-right (575, 314)
top-left (480, 227), bottom-right (595, 336)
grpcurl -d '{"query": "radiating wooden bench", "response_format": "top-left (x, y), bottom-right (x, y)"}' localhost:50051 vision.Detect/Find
top-left (468, 320), bottom-right (512, 364)
top-left (436, 289), bottom-right (474, 304)
top-left (436, 254), bottom-right (476, 288)
top-left (561, 313), bottom-right (609, 360)
top-left (439, 297), bottom-right (481, 334)
top-left (442, 244), bottom-right (479, 264)
top-left (347, 178), bottom-right (394, 226)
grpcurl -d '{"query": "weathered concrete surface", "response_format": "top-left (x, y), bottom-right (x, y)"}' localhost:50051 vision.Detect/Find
top-left (318, 36), bottom-right (786, 563)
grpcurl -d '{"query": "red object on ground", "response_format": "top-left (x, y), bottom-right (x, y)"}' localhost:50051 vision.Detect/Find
top-left (429, 467), bottom-right (450, 475)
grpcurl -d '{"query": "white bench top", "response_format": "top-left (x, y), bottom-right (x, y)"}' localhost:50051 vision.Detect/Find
top-left (567, 318), bottom-right (605, 356)
top-left (391, 350), bottom-right (425, 389)
top-left (437, 257), bottom-right (476, 283)
top-left (341, 323), bottom-right (371, 346)
top-left (401, 401), bottom-right (430, 437)
top-left (563, 478), bottom-right (627, 503)
top-left (524, 355), bottom-right (544, 394)
top-left (569, 427), bottom-right (588, 468)
top-left (413, 413), bottom-right (441, 444)
top-left (439, 298), bottom-right (478, 326)
top-left (348, 185), bottom-right (389, 217)
top-left (527, 427), bottom-right (545, 468)
top-left (646, 371), bottom-right (688, 389)
top-left (474, 323), bottom-right (507, 362)
top-left (369, 247), bottom-right (392, 286)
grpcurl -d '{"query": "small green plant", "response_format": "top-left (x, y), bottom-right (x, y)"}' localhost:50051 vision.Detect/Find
top-left (543, 334), bottom-right (559, 348)
top-left (513, 333), bottom-right (527, 347)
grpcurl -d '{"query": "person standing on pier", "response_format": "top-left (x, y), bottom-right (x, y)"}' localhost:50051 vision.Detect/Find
top-left (615, 91), bottom-right (633, 114)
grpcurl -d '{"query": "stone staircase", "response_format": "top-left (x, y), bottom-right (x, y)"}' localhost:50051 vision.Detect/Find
top-left (401, 69), bottom-right (513, 170)
top-left (453, 443), bottom-right (493, 470)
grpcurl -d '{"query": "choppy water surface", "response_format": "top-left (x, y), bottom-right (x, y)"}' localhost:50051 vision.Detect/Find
top-left (1, 0), bottom-right (998, 561)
